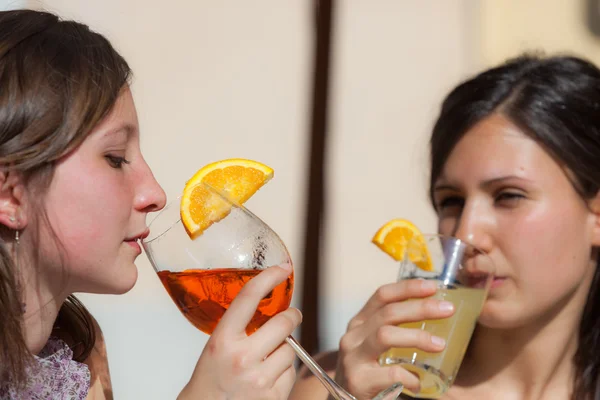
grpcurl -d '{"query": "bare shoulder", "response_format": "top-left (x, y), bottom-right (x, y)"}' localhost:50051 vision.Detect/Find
top-left (84, 317), bottom-right (113, 400)
top-left (289, 350), bottom-right (339, 400)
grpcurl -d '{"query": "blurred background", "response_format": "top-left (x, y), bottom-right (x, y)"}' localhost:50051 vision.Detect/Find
top-left (2, 0), bottom-right (600, 398)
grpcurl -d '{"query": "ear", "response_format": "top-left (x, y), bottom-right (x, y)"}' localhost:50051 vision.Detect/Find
top-left (591, 190), bottom-right (600, 247)
top-left (0, 169), bottom-right (28, 230)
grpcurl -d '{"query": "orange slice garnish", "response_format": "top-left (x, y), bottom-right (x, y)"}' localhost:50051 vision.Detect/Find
top-left (371, 219), bottom-right (433, 271)
top-left (180, 159), bottom-right (274, 239)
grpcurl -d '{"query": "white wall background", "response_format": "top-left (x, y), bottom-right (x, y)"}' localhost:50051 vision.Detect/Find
top-left (320, 0), bottom-right (476, 350)
top-left (479, 0), bottom-right (600, 67)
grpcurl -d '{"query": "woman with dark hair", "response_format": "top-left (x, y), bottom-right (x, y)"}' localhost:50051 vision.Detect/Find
top-left (0, 9), bottom-right (301, 399)
top-left (291, 54), bottom-right (600, 399)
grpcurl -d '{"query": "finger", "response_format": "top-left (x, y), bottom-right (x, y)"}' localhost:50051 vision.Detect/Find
top-left (215, 264), bottom-right (293, 336)
top-left (341, 296), bottom-right (453, 354)
top-left (360, 296), bottom-right (454, 338)
top-left (349, 364), bottom-right (422, 397)
top-left (348, 280), bottom-right (438, 331)
top-left (272, 365), bottom-right (297, 399)
top-left (358, 325), bottom-right (447, 360)
top-left (247, 308), bottom-right (302, 359)
top-left (257, 342), bottom-right (297, 388)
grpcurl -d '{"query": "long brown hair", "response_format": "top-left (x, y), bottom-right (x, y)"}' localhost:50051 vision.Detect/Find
top-left (0, 9), bottom-right (132, 386)
top-left (429, 54), bottom-right (600, 399)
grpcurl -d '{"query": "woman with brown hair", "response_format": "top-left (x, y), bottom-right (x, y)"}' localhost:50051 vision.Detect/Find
top-left (0, 9), bottom-right (301, 399)
top-left (291, 53), bottom-right (600, 399)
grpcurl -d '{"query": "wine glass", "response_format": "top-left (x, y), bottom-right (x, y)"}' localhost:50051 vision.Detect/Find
top-left (142, 182), bottom-right (378, 400)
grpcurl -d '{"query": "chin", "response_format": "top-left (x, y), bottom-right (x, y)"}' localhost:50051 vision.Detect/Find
top-left (476, 299), bottom-right (531, 330)
top-left (110, 265), bottom-right (139, 294)
top-left (86, 264), bottom-right (139, 295)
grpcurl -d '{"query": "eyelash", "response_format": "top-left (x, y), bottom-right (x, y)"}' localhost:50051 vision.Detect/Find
top-left (105, 155), bottom-right (130, 169)
top-left (437, 196), bottom-right (464, 210)
top-left (436, 191), bottom-right (525, 211)
top-left (495, 192), bottom-right (524, 202)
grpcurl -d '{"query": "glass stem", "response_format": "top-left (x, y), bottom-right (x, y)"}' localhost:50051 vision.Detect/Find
top-left (285, 336), bottom-right (405, 400)
top-left (285, 336), bottom-right (357, 400)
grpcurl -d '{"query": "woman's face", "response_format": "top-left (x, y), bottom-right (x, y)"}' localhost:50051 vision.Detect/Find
top-left (432, 113), bottom-right (600, 328)
top-left (40, 87), bottom-right (166, 295)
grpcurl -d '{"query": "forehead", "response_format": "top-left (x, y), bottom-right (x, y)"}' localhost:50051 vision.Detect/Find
top-left (105, 87), bottom-right (138, 126)
top-left (91, 87), bottom-right (139, 140)
top-left (438, 114), bottom-right (566, 185)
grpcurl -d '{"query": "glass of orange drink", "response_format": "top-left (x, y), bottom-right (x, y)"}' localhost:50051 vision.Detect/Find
top-left (143, 159), bottom-right (364, 400)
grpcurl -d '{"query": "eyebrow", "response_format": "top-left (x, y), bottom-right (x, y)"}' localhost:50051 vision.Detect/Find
top-left (102, 123), bottom-right (137, 139)
top-left (433, 175), bottom-right (534, 192)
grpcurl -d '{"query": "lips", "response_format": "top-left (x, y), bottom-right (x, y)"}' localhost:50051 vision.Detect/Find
top-left (460, 271), bottom-right (507, 288)
top-left (124, 229), bottom-right (149, 255)
top-left (491, 277), bottom-right (506, 288)
top-left (125, 240), bottom-right (142, 254)
top-left (463, 274), bottom-right (491, 289)
top-left (125, 229), bottom-right (149, 242)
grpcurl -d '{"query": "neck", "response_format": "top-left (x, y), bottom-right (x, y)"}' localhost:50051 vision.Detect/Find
top-left (20, 248), bottom-right (70, 355)
top-left (465, 313), bottom-right (578, 397)
top-left (456, 269), bottom-right (594, 399)
top-left (22, 292), bottom-right (66, 355)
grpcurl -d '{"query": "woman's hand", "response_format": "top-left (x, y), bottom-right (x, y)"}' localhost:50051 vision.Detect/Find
top-left (333, 279), bottom-right (454, 399)
top-left (178, 264), bottom-right (301, 400)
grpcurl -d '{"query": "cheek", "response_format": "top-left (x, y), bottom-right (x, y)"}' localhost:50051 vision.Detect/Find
top-left (44, 172), bottom-right (131, 261)
top-left (43, 197), bottom-right (112, 271)
top-left (480, 206), bottom-right (592, 328)
top-left (500, 201), bottom-right (592, 295)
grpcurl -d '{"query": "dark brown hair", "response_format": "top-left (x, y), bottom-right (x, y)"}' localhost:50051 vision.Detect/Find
top-left (0, 9), bottom-right (131, 386)
top-left (429, 53), bottom-right (600, 399)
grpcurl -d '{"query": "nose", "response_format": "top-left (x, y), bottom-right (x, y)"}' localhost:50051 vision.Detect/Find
top-left (451, 199), bottom-right (493, 255)
top-left (134, 156), bottom-right (167, 213)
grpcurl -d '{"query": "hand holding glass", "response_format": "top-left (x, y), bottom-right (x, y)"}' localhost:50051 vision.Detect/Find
top-left (142, 183), bottom-right (366, 400)
top-left (378, 235), bottom-right (495, 399)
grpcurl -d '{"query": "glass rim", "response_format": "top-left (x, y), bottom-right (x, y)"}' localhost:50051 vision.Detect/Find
top-left (404, 233), bottom-right (496, 275)
top-left (407, 233), bottom-right (486, 252)
top-left (143, 182), bottom-right (252, 245)
top-left (143, 197), bottom-right (182, 245)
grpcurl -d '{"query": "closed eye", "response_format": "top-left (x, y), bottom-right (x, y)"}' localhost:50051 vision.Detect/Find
top-left (436, 196), bottom-right (464, 216)
top-left (105, 155), bottom-right (130, 169)
top-left (495, 191), bottom-right (525, 207)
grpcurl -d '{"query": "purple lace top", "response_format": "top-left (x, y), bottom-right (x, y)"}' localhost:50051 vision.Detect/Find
top-left (0, 337), bottom-right (91, 399)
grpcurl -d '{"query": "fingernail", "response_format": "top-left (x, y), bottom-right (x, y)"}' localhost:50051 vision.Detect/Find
top-left (420, 280), bottom-right (437, 291)
top-left (279, 262), bottom-right (293, 272)
top-left (431, 336), bottom-right (446, 348)
top-left (294, 308), bottom-right (303, 322)
top-left (439, 301), bottom-right (454, 312)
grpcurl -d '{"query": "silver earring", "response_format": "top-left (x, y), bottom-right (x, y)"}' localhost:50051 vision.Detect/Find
top-left (14, 228), bottom-right (19, 266)
top-left (14, 228), bottom-right (25, 314)
top-left (9, 216), bottom-right (15, 223)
